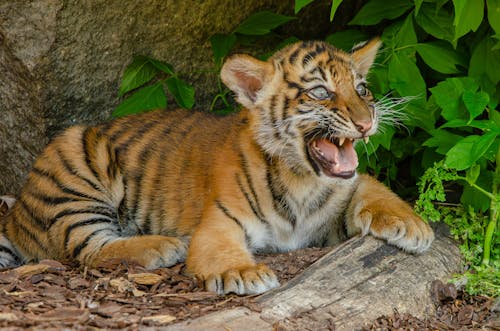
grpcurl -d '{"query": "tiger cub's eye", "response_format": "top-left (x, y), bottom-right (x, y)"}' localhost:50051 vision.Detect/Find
top-left (308, 86), bottom-right (331, 100)
top-left (356, 83), bottom-right (368, 96)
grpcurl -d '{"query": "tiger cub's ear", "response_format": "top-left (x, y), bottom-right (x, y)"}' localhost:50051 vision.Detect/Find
top-left (221, 54), bottom-right (274, 109)
top-left (351, 37), bottom-right (382, 77)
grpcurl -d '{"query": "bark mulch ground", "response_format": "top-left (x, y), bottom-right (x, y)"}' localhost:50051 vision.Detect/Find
top-left (0, 200), bottom-right (498, 330)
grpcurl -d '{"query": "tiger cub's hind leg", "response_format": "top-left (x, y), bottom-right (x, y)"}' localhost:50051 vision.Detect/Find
top-left (44, 126), bottom-right (188, 269)
top-left (48, 199), bottom-right (188, 269)
top-left (50, 205), bottom-right (188, 269)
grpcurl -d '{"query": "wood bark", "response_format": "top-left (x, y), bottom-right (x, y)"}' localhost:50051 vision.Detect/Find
top-left (165, 224), bottom-right (462, 330)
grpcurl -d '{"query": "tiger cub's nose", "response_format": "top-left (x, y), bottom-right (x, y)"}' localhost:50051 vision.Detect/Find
top-left (354, 120), bottom-right (372, 134)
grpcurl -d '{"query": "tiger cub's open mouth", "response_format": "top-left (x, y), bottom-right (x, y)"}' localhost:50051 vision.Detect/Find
top-left (307, 136), bottom-right (363, 179)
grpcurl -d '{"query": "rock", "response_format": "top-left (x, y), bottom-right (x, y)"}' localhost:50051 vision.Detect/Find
top-left (0, 31), bottom-right (46, 194)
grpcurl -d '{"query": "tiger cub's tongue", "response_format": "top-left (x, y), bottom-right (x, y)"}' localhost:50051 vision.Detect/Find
top-left (316, 138), bottom-right (358, 175)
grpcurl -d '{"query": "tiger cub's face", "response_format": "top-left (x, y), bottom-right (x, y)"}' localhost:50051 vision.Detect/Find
top-left (221, 39), bottom-right (381, 180)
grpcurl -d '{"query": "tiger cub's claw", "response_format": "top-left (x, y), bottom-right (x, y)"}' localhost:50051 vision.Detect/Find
top-left (204, 264), bottom-right (279, 295)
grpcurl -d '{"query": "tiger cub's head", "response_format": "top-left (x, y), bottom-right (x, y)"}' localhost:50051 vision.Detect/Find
top-left (221, 39), bottom-right (381, 180)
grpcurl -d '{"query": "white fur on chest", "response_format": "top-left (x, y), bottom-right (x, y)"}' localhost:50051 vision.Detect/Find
top-left (245, 174), bottom-right (357, 252)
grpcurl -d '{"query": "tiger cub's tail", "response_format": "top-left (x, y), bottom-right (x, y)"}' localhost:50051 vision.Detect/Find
top-left (0, 197), bottom-right (22, 268)
top-left (0, 233), bottom-right (22, 269)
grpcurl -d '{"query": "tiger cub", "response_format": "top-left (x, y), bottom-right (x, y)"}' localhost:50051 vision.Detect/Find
top-left (0, 39), bottom-right (434, 295)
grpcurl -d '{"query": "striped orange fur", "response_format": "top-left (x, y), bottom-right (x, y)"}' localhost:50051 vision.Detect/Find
top-left (0, 39), bottom-right (434, 295)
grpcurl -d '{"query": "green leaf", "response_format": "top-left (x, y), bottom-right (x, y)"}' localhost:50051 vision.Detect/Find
top-left (476, 74), bottom-right (500, 109)
top-left (462, 90), bottom-right (490, 121)
top-left (416, 41), bottom-right (466, 74)
top-left (325, 30), bottom-right (369, 52)
top-left (440, 119), bottom-right (500, 133)
top-left (388, 52), bottom-right (426, 98)
top-left (493, 38), bottom-right (500, 50)
top-left (113, 83), bottom-right (167, 117)
top-left (487, 0), bottom-right (500, 36)
top-left (295, 0), bottom-right (315, 13)
top-left (355, 127), bottom-right (396, 159)
top-left (397, 14), bottom-right (417, 48)
top-left (368, 66), bottom-right (390, 96)
top-left (461, 171), bottom-right (493, 212)
top-left (414, 0), bottom-right (424, 15)
top-left (453, 0), bottom-right (484, 42)
top-left (166, 76), bottom-right (195, 109)
top-left (465, 164), bottom-right (481, 185)
top-left (373, 126), bottom-right (396, 151)
top-left (349, 0), bottom-right (413, 25)
top-left (423, 129), bottom-right (464, 155)
top-left (404, 102), bottom-right (436, 132)
top-left (119, 56), bottom-right (159, 96)
top-left (429, 77), bottom-right (478, 121)
top-left (484, 137), bottom-right (500, 161)
top-left (469, 36), bottom-right (500, 85)
top-left (210, 33), bottom-right (237, 65)
top-left (234, 11), bottom-right (296, 35)
top-left (330, 0), bottom-right (344, 21)
top-left (445, 132), bottom-right (498, 170)
top-left (492, 109), bottom-right (500, 126)
top-left (415, 3), bottom-right (455, 45)
top-left (381, 15), bottom-right (417, 56)
top-left (147, 58), bottom-right (174, 75)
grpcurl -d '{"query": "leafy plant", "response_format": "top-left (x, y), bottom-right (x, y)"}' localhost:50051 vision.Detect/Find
top-left (416, 160), bottom-right (499, 267)
top-left (415, 161), bottom-right (499, 297)
top-left (113, 56), bottom-right (195, 117)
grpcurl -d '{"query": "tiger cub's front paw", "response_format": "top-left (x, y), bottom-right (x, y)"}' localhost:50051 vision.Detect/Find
top-left (204, 264), bottom-right (279, 295)
top-left (348, 201), bottom-right (434, 254)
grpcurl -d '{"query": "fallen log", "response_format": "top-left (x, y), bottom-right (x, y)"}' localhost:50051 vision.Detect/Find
top-left (165, 224), bottom-right (462, 330)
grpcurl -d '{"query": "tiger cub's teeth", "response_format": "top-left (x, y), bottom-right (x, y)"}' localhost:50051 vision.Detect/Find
top-left (338, 137), bottom-right (345, 146)
top-left (313, 141), bottom-right (324, 156)
top-left (364, 137), bottom-right (369, 144)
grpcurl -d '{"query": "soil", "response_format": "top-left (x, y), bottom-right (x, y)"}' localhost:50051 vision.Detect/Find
top-left (0, 200), bottom-right (498, 330)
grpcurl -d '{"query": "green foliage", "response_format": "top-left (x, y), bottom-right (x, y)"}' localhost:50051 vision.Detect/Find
top-left (415, 41), bottom-right (466, 74)
top-left (415, 161), bottom-right (459, 222)
top-left (294, 0), bottom-right (315, 14)
top-left (113, 56), bottom-right (194, 117)
top-left (114, 82), bottom-right (167, 117)
top-left (416, 159), bottom-right (499, 296)
top-left (295, 0), bottom-right (343, 21)
top-left (349, 0), bottom-right (413, 26)
top-left (459, 264), bottom-right (500, 297)
top-left (165, 76), bottom-right (195, 109)
top-left (329, 0), bottom-right (343, 22)
top-left (325, 30), bottom-right (369, 51)
top-left (438, 204), bottom-right (500, 297)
